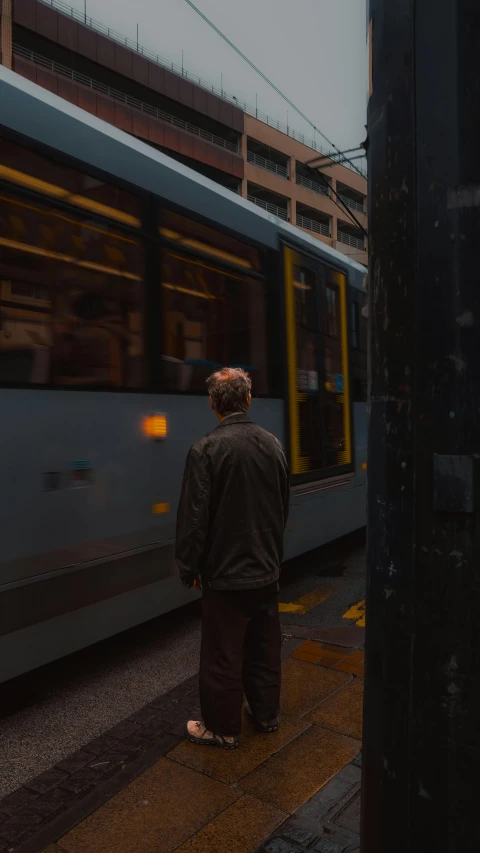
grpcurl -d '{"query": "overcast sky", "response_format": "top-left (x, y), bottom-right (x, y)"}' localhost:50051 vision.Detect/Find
top-left (76, 0), bottom-right (368, 153)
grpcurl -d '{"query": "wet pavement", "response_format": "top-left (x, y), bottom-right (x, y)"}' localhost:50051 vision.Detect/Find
top-left (0, 531), bottom-right (365, 852)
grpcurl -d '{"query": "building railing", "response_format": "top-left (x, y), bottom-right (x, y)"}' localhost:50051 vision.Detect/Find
top-left (296, 173), bottom-right (329, 197)
top-left (337, 231), bottom-right (366, 250)
top-left (247, 151), bottom-right (288, 178)
top-left (338, 193), bottom-right (365, 214)
top-left (36, 0), bottom-right (367, 177)
top-left (296, 214), bottom-right (330, 237)
top-left (13, 44), bottom-right (239, 153)
top-left (247, 195), bottom-right (288, 221)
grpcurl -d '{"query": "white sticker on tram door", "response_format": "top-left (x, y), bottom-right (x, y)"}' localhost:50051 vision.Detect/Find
top-left (297, 370), bottom-right (318, 392)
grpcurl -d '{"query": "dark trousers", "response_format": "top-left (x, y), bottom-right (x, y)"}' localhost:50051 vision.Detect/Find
top-left (199, 582), bottom-right (281, 737)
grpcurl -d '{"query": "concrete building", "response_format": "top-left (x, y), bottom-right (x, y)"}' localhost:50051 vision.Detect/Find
top-left (0, 0), bottom-right (367, 266)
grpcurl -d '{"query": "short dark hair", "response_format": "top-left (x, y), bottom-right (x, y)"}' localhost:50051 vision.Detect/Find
top-left (206, 367), bottom-right (252, 416)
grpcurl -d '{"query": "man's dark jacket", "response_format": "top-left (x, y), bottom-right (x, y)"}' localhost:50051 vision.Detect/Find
top-left (175, 413), bottom-right (290, 591)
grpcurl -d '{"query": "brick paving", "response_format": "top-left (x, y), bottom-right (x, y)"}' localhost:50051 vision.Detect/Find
top-left (0, 636), bottom-right (364, 853)
top-left (0, 679), bottom-right (200, 851)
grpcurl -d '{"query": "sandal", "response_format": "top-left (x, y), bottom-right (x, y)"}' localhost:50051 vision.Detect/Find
top-left (185, 721), bottom-right (240, 750)
top-left (243, 700), bottom-right (279, 733)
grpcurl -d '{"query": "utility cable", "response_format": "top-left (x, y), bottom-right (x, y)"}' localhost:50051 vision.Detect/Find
top-left (183, 0), bottom-right (366, 178)
top-left (309, 152), bottom-right (367, 169)
top-left (306, 166), bottom-right (368, 238)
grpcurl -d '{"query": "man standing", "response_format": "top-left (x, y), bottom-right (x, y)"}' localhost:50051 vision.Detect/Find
top-left (176, 368), bottom-right (289, 749)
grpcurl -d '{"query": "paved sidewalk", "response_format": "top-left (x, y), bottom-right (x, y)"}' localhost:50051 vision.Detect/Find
top-left (26, 637), bottom-right (361, 853)
top-left (0, 631), bottom-right (364, 853)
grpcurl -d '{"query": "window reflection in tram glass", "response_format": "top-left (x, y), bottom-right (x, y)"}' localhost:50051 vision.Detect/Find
top-left (325, 286), bottom-right (338, 337)
top-left (160, 210), bottom-right (263, 273)
top-left (0, 191), bottom-right (144, 388)
top-left (160, 252), bottom-right (268, 395)
top-left (0, 138), bottom-right (141, 227)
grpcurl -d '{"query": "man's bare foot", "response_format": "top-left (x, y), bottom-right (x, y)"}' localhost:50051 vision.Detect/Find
top-left (186, 721), bottom-right (219, 741)
top-left (185, 720), bottom-right (239, 749)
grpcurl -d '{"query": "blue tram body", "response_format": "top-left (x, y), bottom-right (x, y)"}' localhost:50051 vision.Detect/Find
top-left (0, 67), bottom-right (367, 682)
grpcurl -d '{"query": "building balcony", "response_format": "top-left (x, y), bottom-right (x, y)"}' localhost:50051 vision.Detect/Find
top-left (337, 229), bottom-right (366, 250)
top-left (247, 151), bottom-right (288, 178)
top-left (295, 173), bottom-right (329, 197)
top-left (246, 138), bottom-right (289, 180)
top-left (337, 182), bottom-right (366, 215)
top-left (338, 194), bottom-right (365, 214)
top-left (248, 196), bottom-right (288, 221)
top-left (296, 214), bottom-right (330, 237)
top-left (296, 203), bottom-right (331, 238)
top-left (247, 182), bottom-right (289, 221)
top-left (12, 44), bottom-right (239, 154)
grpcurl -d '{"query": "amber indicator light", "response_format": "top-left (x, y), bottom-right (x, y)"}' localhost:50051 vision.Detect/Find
top-left (143, 413), bottom-right (168, 439)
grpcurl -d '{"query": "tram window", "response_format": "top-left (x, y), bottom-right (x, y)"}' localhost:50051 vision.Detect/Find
top-left (160, 252), bottom-right (269, 395)
top-left (0, 138), bottom-right (141, 228)
top-left (286, 248), bottom-right (352, 479)
top-left (0, 191), bottom-right (144, 388)
top-left (160, 210), bottom-right (263, 273)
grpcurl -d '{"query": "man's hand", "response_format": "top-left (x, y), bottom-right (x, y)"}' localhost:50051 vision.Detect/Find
top-left (180, 571), bottom-right (202, 591)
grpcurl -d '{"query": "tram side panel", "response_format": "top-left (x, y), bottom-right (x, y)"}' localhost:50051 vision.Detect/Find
top-left (0, 392), bottom-right (368, 683)
top-left (0, 394), bottom-right (285, 682)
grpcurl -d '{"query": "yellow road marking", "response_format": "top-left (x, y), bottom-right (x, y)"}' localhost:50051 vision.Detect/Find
top-left (279, 586), bottom-right (336, 614)
top-left (343, 600), bottom-right (366, 627)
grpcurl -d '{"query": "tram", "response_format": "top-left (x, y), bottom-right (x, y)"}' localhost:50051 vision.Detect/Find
top-left (0, 67), bottom-right (367, 682)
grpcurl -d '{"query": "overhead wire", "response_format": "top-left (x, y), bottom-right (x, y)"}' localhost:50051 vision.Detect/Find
top-left (182, 0), bottom-right (367, 178)
top-left (182, 0), bottom-right (367, 242)
top-left (304, 166), bottom-right (368, 238)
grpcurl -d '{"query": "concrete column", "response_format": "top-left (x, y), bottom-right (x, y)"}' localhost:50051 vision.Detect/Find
top-left (289, 156), bottom-right (296, 183)
top-left (240, 133), bottom-right (248, 198)
top-left (289, 196), bottom-right (296, 225)
top-left (288, 158), bottom-right (296, 224)
top-left (331, 216), bottom-right (337, 241)
top-left (0, 0), bottom-right (13, 70)
top-left (240, 132), bottom-right (248, 160)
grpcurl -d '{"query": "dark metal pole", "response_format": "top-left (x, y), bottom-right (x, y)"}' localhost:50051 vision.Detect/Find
top-left (362, 1), bottom-right (480, 851)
